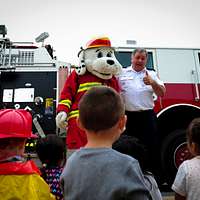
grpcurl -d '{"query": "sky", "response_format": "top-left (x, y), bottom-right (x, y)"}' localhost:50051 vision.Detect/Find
top-left (1, 0), bottom-right (200, 64)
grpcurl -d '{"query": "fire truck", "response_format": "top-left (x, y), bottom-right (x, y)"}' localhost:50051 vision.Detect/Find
top-left (1, 24), bottom-right (200, 184)
top-left (0, 25), bottom-right (70, 139)
top-left (115, 46), bottom-right (200, 184)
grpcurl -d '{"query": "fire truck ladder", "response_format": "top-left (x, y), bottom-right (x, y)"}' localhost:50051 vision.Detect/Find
top-left (0, 28), bottom-right (16, 71)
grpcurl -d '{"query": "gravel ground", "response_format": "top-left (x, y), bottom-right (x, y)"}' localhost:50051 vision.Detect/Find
top-left (163, 197), bottom-right (174, 200)
top-left (162, 192), bottom-right (174, 200)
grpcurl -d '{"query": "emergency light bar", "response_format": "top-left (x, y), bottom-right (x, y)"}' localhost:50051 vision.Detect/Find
top-left (0, 25), bottom-right (7, 37)
top-left (35, 32), bottom-right (49, 43)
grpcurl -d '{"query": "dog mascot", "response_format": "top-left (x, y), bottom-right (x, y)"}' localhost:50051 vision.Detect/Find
top-left (56, 37), bottom-right (122, 150)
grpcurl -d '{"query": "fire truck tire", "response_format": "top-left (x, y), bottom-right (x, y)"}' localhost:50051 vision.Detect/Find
top-left (161, 129), bottom-right (186, 185)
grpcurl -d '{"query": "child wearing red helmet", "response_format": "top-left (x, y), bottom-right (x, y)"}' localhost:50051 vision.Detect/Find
top-left (0, 109), bottom-right (55, 200)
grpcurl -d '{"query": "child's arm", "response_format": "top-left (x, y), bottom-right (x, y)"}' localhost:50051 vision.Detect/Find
top-left (172, 162), bottom-right (187, 200)
top-left (125, 160), bottom-right (151, 199)
top-left (175, 192), bottom-right (186, 200)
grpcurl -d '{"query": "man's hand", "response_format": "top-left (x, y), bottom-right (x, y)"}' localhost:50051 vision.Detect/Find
top-left (143, 70), bottom-right (154, 85)
top-left (143, 70), bottom-right (166, 97)
top-left (56, 111), bottom-right (68, 129)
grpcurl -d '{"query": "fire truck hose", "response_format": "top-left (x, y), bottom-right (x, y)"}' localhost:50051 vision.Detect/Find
top-left (33, 117), bottom-right (46, 138)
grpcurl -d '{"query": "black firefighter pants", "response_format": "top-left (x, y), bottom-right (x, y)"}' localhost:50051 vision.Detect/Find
top-left (123, 110), bottom-right (160, 175)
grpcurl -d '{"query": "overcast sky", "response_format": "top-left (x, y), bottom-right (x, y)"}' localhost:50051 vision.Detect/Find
top-left (1, 0), bottom-right (200, 64)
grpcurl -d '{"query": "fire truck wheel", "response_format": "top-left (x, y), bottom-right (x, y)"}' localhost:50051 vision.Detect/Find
top-left (161, 129), bottom-right (190, 185)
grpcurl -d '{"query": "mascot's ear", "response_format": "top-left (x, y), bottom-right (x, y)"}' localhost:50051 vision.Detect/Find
top-left (76, 47), bottom-right (86, 75)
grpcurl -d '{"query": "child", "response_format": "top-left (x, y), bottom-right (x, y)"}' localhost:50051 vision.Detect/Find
top-left (113, 135), bottom-right (162, 200)
top-left (172, 118), bottom-right (200, 200)
top-left (0, 109), bottom-right (55, 200)
top-left (60, 86), bottom-right (151, 200)
top-left (36, 134), bottom-right (66, 200)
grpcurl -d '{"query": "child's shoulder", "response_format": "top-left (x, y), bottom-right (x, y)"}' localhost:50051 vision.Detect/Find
top-left (68, 148), bottom-right (138, 165)
top-left (112, 149), bottom-right (138, 164)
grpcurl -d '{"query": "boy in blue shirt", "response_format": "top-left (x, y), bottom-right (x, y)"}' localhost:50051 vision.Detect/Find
top-left (61, 86), bottom-right (151, 200)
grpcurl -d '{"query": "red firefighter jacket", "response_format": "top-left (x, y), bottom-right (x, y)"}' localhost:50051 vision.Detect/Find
top-left (57, 70), bottom-right (120, 149)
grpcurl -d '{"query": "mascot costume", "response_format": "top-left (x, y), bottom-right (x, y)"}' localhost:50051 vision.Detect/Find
top-left (56, 37), bottom-right (122, 150)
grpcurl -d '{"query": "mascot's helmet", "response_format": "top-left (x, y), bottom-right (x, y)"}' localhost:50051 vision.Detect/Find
top-left (76, 36), bottom-right (115, 76)
top-left (85, 37), bottom-right (112, 49)
top-left (0, 109), bottom-right (37, 139)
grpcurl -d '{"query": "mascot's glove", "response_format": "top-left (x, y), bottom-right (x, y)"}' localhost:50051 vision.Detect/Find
top-left (56, 111), bottom-right (68, 129)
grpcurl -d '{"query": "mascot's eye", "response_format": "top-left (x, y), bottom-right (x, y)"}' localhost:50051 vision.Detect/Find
top-left (97, 52), bottom-right (103, 58)
top-left (107, 52), bottom-right (112, 57)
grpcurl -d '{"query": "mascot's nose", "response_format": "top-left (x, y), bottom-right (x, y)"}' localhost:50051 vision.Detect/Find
top-left (107, 59), bottom-right (115, 65)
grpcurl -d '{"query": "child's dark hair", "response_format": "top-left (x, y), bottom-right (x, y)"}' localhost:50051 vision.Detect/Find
top-left (187, 118), bottom-right (200, 152)
top-left (78, 86), bottom-right (125, 132)
top-left (112, 135), bottom-right (149, 172)
top-left (36, 134), bottom-right (66, 167)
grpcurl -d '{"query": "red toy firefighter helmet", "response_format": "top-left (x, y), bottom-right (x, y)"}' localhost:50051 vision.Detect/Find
top-left (86, 37), bottom-right (112, 49)
top-left (0, 109), bottom-right (37, 139)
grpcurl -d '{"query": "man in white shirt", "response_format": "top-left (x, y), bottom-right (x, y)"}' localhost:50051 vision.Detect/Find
top-left (118, 48), bottom-right (166, 175)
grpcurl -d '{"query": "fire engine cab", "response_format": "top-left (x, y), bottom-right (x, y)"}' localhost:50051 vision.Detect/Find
top-left (115, 46), bottom-right (200, 184)
top-left (0, 25), bottom-right (70, 139)
top-left (1, 23), bottom-right (200, 185)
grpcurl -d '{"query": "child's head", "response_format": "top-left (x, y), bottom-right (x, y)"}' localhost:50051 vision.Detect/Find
top-left (112, 135), bottom-right (149, 172)
top-left (36, 134), bottom-right (66, 167)
top-left (0, 109), bottom-right (36, 160)
top-left (78, 86), bottom-right (126, 136)
top-left (187, 118), bottom-right (200, 155)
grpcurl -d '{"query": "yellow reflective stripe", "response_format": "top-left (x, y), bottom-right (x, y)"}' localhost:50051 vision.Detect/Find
top-left (59, 99), bottom-right (71, 108)
top-left (68, 110), bottom-right (79, 117)
top-left (67, 110), bottom-right (79, 120)
top-left (77, 82), bottom-right (102, 92)
top-left (68, 113), bottom-right (79, 120)
top-left (79, 82), bottom-right (102, 88)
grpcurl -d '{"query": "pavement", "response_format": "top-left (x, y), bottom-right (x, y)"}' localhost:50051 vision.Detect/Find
top-left (160, 182), bottom-right (174, 200)
top-left (162, 192), bottom-right (174, 200)
top-left (163, 197), bottom-right (174, 200)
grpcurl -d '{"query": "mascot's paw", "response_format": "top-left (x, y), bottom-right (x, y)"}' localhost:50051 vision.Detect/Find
top-left (56, 111), bottom-right (68, 129)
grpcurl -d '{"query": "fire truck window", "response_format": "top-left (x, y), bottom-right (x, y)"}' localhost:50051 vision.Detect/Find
top-left (115, 51), bottom-right (154, 70)
top-left (115, 52), bottom-right (132, 68)
top-left (14, 88), bottom-right (34, 102)
top-left (3, 89), bottom-right (13, 102)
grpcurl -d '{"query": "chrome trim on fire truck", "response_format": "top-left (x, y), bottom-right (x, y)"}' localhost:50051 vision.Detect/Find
top-left (157, 103), bottom-right (200, 118)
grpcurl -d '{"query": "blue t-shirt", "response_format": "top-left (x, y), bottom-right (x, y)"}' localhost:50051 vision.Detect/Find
top-left (61, 148), bottom-right (151, 200)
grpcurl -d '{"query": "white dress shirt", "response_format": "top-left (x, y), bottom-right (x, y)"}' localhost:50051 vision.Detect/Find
top-left (118, 66), bottom-right (164, 111)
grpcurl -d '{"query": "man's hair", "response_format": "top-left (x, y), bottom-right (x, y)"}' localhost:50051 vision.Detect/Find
top-left (187, 118), bottom-right (200, 151)
top-left (36, 134), bottom-right (66, 166)
top-left (78, 86), bottom-right (125, 132)
top-left (132, 48), bottom-right (148, 58)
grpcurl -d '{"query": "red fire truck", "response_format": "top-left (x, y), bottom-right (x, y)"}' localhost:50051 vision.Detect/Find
top-left (0, 25), bottom-right (70, 139)
top-left (1, 24), bottom-right (200, 184)
top-left (115, 46), bottom-right (200, 184)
